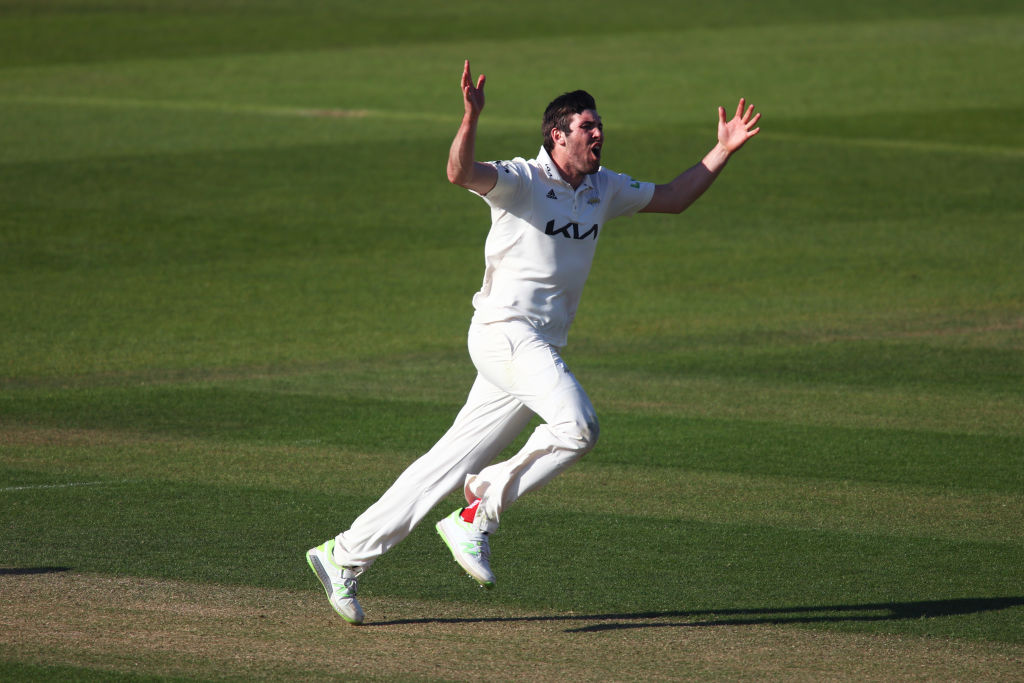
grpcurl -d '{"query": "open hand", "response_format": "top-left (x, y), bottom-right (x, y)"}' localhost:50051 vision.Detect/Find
top-left (718, 98), bottom-right (761, 152)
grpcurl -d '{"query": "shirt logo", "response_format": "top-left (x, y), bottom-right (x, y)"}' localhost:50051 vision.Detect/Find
top-left (546, 189), bottom-right (558, 200)
top-left (545, 220), bottom-right (599, 240)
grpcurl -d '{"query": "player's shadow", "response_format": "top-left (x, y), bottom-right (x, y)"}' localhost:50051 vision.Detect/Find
top-left (371, 596), bottom-right (1024, 632)
top-left (0, 566), bottom-right (72, 576)
top-left (562, 597), bottom-right (1024, 633)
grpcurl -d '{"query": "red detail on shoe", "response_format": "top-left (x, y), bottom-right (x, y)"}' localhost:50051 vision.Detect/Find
top-left (461, 499), bottom-right (481, 523)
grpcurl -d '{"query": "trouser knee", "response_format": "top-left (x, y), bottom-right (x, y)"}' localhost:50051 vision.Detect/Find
top-left (561, 416), bottom-right (599, 455)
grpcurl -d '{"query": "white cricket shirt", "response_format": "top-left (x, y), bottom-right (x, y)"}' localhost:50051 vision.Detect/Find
top-left (470, 146), bottom-right (655, 347)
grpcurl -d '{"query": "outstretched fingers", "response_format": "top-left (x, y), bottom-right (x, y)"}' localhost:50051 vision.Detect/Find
top-left (735, 98), bottom-right (759, 123)
top-left (736, 98), bottom-right (761, 137)
top-left (745, 111), bottom-right (761, 135)
top-left (734, 97), bottom-right (747, 121)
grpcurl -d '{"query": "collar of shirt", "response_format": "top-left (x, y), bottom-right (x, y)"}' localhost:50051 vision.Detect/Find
top-left (536, 146), bottom-right (596, 192)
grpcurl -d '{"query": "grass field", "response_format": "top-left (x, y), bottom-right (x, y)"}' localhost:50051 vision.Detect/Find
top-left (2, 1), bottom-right (1023, 680)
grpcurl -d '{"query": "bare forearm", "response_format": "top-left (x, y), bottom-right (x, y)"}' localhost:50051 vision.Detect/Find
top-left (675, 142), bottom-right (732, 210)
top-left (447, 113), bottom-right (480, 185)
top-left (446, 112), bottom-right (497, 194)
top-left (645, 143), bottom-right (732, 214)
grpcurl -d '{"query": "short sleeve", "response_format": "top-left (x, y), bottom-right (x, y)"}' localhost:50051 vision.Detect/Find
top-left (474, 159), bottom-right (529, 208)
top-left (601, 169), bottom-right (656, 218)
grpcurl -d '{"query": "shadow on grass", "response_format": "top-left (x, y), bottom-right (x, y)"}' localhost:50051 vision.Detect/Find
top-left (370, 597), bottom-right (1024, 632)
top-left (0, 567), bottom-right (72, 576)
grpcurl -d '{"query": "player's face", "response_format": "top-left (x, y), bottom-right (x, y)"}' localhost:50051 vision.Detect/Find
top-left (561, 110), bottom-right (604, 177)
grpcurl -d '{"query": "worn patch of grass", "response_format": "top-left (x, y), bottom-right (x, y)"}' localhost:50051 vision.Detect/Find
top-left (3, 572), bottom-right (1022, 682)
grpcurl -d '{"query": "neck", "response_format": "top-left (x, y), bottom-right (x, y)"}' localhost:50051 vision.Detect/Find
top-left (549, 151), bottom-right (585, 189)
top-left (557, 161), bottom-right (585, 189)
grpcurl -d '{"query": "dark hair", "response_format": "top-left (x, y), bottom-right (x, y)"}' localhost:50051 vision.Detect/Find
top-left (542, 90), bottom-right (597, 153)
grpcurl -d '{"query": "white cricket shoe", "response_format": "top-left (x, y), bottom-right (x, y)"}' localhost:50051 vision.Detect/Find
top-left (306, 539), bottom-right (365, 625)
top-left (436, 509), bottom-right (496, 589)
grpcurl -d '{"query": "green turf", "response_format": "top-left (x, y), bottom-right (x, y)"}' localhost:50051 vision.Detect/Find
top-left (1, 0), bottom-right (1022, 673)
top-left (0, 660), bottom-right (192, 683)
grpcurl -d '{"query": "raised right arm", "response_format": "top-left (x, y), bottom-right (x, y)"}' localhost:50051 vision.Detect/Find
top-left (447, 60), bottom-right (498, 195)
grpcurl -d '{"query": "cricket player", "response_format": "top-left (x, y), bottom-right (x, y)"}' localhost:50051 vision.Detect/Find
top-left (307, 60), bottom-right (761, 624)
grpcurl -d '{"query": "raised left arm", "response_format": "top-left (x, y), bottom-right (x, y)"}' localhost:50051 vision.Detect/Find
top-left (640, 98), bottom-right (760, 214)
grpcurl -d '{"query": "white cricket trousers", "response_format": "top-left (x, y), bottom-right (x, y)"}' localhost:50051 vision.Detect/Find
top-left (333, 320), bottom-right (599, 569)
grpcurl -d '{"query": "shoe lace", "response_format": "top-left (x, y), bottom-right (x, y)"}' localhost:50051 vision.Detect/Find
top-left (338, 569), bottom-right (359, 598)
top-left (466, 533), bottom-right (490, 561)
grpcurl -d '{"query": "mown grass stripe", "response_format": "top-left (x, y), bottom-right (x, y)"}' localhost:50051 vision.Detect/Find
top-left (3, 428), bottom-right (1020, 543)
top-left (1, 480), bottom-right (114, 493)
top-left (6, 95), bottom-right (1020, 165)
top-left (539, 465), bottom-right (1024, 544)
top-left (766, 130), bottom-right (1024, 159)
top-left (0, 95), bottom-right (528, 127)
top-left (3, 94), bottom-right (1021, 160)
